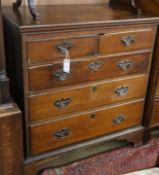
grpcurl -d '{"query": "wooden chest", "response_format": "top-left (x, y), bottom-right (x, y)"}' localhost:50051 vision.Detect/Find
top-left (2, 2), bottom-right (159, 174)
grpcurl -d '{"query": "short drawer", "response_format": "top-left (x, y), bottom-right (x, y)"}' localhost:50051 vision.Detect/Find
top-left (27, 36), bottom-right (97, 64)
top-left (30, 100), bottom-right (144, 154)
top-left (28, 53), bottom-right (150, 91)
top-left (151, 99), bottom-right (159, 125)
top-left (99, 27), bottom-right (155, 55)
top-left (28, 75), bottom-right (147, 122)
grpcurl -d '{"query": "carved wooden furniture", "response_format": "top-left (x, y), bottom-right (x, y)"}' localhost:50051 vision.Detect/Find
top-left (0, 1), bottom-right (23, 175)
top-left (2, 0), bottom-right (159, 174)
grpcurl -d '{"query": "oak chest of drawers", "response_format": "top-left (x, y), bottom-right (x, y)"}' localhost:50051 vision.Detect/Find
top-left (2, 1), bottom-right (159, 174)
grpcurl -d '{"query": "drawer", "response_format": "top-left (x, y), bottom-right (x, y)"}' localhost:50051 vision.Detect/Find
top-left (28, 53), bottom-right (150, 91)
top-left (99, 27), bottom-right (155, 55)
top-left (28, 75), bottom-right (147, 122)
top-left (27, 36), bottom-right (97, 64)
top-left (151, 99), bottom-right (159, 125)
top-left (30, 100), bottom-right (144, 154)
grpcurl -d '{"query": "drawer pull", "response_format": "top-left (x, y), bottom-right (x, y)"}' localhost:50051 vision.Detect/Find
top-left (113, 115), bottom-right (126, 124)
top-left (89, 61), bottom-right (103, 71)
top-left (54, 98), bottom-right (71, 109)
top-left (117, 60), bottom-right (132, 71)
top-left (115, 86), bottom-right (129, 96)
top-left (56, 40), bottom-right (73, 54)
top-left (54, 128), bottom-right (70, 139)
top-left (121, 35), bottom-right (135, 47)
top-left (53, 70), bottom-right (69, 81)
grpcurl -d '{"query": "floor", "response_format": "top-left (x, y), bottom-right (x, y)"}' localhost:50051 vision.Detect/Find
top-left (124, 168), bottom-right (159, 175)
top-left (41, 138), bottom-right (159, 175)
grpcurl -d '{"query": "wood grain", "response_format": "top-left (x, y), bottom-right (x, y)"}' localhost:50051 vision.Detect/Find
top-left (0, 103), bottom-right (23, 175)
top-left (99, 27), bottom-right (155, 55)
top-left (29, 74), bottom-right (147, 122)
top-left (30, 99), bottom-right (144, 154)
top-left (27, 36), bottom-right (97, 64)
top-left (28, 53), bottom-right (150, 91)
top-left (151, 99), bottom-right (159, 125)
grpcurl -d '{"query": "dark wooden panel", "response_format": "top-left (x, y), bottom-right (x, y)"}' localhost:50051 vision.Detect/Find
top-left (0, 1), bottom-right (5, 73)
top-left (30, 100), bottom-right (144, 154)
top-left (29, 74), bottom-right (147, 122)
top-left (0, 103), bottom-right (23, 175)
top-left (143, 28), bottom-right (159, 127)
top-left (0, 1), bottom-right (10, 104)
top-left (151, 99), bottom-right (159, 125)
top-left (99, 27), bottom-right (155, 55)
top-left (27, 36), bottom-right (97, 64)
top-left (29, 53), bottom-right (150, 91)
top-left (135, 0), bottom-right (159, 16)
top-left (155, 74), bottom-right (159, 97)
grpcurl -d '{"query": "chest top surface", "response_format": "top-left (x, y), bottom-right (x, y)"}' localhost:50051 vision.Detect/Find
top-left (2, 4), bottom-right (159, 33)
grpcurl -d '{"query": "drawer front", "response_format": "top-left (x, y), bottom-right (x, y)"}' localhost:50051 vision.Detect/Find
top-left (28, 75), bottom-right (147, 122)
top-left (99, 27), bottom-right (154, 55)
top-left (29, 53), bottom-right (150, 91)
top-left (30, 100), bottom-right (144, 154)
top-left (27, 36), bottom-right (97, 64)
top-left (151, 100), bottom-right (159, 125)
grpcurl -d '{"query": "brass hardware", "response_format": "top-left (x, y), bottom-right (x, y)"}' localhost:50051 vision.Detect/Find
top-left (53, 70), bottom-right (69, 81)
top-left (54, 98), bottom-right (71, 109)
top-left (56, 40), bottom-right (73, 54)
top-left (89, 61), bottom-right (103, 71)
top-left (92, 86), bottom-right (97, 93)
top-left (113, 115), bottom-right (126, 124)
top-left (115, 86), bottom-right (129, 96)
top-left (90, 114), bottom-right (96, 119)
top-left (54, 128), bottom-right (70, 139)
top-left (117, 60), bottom-right (132, 71)
top-left (121, 35), bottom-right (135, 46)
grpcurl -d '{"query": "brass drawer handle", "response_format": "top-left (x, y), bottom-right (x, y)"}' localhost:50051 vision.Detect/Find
top-left (117, 60), bottom-right (132, 71)
top-left (115, 86), bottom-right (129, 96)
top-left (56, 40), bottom-right (73, 54)
top-left (54, 128), bottom-right (70, 139)
top-left (113, 115), bottom-right (126, 124)
top-left (53, 70), bottom-right (69, 81)
top-left (121, 35), bottom-right (135, 47)
top-left (54, 98), bottom-right (71, 109)
top-left (89, 61), bottom-right (103, 71)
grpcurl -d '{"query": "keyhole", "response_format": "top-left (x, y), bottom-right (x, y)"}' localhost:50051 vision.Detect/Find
top-left (92, 86), bottom-right (97, 93)
top-left (90, 114), bottom-right (96, 119)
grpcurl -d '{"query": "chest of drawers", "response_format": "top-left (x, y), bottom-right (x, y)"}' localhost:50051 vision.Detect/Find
top-left (2, 1), bottom-right (159, 174)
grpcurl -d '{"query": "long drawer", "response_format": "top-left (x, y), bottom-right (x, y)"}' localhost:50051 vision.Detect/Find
top-left (28, 53), bottom-right (150, 91)
top-left (99, 27), bottom-right (154, 55)
top-left (30, 99), bottom-right (144, 155)
top-left (28, 75), bottom-right (147, 122)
